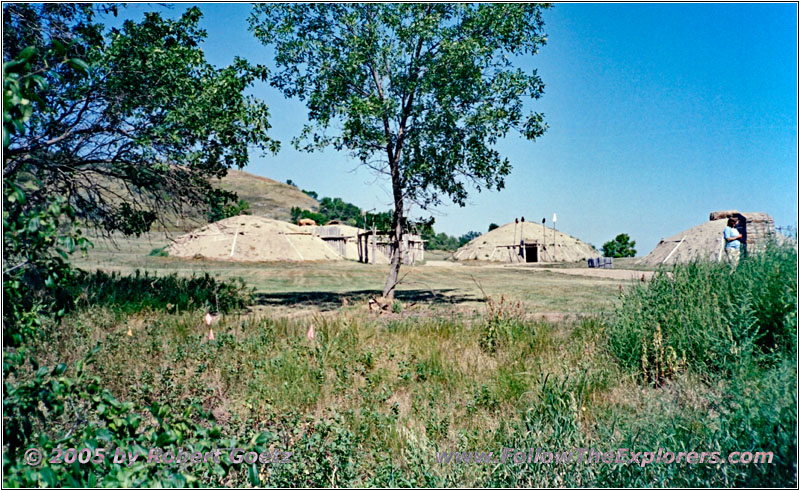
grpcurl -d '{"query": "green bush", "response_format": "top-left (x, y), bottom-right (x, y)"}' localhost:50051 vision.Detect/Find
top-left (3, 182), bottom-right (92, 346)
top-left (69, 270), bottom-right (253, 314)
top-left (590, 360), bottom-right (797, 487)
top-left (602, 233), bottom-right (637, 258)
top-left (2, 347), bottom-right (229, 487)
top-left (2, 345), bottom-right (331, 487)
top-left (207, 197), bottom-right (251, 223)
top-left (148, 246), bottom-right (169, 257)
top-left (608, 242), bottom-right (797, 381)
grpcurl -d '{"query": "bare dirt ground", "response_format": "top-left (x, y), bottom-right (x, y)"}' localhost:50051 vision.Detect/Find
top-left (513, 266), bottom-right (656, 281)
top-left (423, 260), bottom-right (463, 267)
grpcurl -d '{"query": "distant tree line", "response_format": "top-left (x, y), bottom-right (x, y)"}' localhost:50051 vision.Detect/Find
top-left (290, 196), bottom-right (392, 230)
top-left (288, 188), bottom-right (480, 251)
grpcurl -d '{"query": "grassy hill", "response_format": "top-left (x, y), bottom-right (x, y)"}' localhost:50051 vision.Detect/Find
top-left (144, 169), bottom-right (318, 232)
top-left (215, 169), bottom-right (319, 221)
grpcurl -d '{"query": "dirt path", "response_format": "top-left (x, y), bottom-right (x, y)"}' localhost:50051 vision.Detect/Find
top-left (533, 268), bottom-right (655, 281)
top-left (423, 260), bottom-right (463, 267)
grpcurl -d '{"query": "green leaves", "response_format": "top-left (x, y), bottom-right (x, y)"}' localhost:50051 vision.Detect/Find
top-left (66, 58), bottom-right (89, 75)
top-left (2, 346), bottom-right (237, 488)
top-left (602, 233), bottom-right (637, 258)
top-left (5, 4), bottom-right (277, 240)
top-left (250, 4), bottom-right (549, 210)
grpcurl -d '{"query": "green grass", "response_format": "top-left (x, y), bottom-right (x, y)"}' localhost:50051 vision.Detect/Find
top-left (68, 269), bottom-right (253, 314)
top-left (5, 242), bottom-right (796, 487)
top-left (609, 242), bottom-right (797, 380)
top-left (13, 307), bottom-right (796, 484)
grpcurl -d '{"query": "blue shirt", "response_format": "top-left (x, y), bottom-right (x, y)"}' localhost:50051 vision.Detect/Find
top-left (724, 226), bottom-right (741, 249)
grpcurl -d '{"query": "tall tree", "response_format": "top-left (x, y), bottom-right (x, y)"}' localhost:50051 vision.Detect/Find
top-left (250, 4), bottom-right (549, 298)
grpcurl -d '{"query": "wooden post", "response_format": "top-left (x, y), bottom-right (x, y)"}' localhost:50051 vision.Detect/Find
top-left (541, 218), bottom-right (546, 256)
top-left (513, 219), bottom-right (518, 247)
top-left (371, 226), bottom-right (376, 264)
top-left (357, 226), bottom-right (362, 262)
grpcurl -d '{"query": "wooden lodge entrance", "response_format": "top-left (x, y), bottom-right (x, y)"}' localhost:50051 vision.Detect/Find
top-left (524, 242), bottom-right (539, 263)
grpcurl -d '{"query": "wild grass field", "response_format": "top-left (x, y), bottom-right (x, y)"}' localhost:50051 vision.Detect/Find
top-left (3, 236), bottom-right (797, 487)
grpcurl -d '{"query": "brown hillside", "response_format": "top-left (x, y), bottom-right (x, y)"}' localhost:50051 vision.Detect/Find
top-left (215, 169), bottom-right (319, 220)
top-left (150, 169), bottom-right (319, 232)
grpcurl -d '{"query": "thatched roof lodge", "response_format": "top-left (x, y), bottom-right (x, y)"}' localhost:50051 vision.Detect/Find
top-left (453, 219), bottom-right (596, 263)
top-left (636, 211), bottom-right (776, 266)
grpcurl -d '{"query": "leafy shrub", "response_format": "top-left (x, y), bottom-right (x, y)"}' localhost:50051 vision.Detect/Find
top-left (602, 233), bottom-right (637, 258)
top-left (2, 347), bottom-right (232, 487)
top-left (590, 361), bottom-right (797, 487)
top-left (609, 242), bottom-right (797, 380)
top-left (207, 196), bottom-right (251, 223)
top-left (479, 294), bottom-right (524, 353)
top-left (3, 345), bottom-right (347, 487)
top-left (69, 270), bottom-right (253, 314)
top-left (262, 413), bottom-right (358, 487)
top-left (149, 246), bottom-right (169, 257)
top-left (3, 183), bottom-right (92, 346)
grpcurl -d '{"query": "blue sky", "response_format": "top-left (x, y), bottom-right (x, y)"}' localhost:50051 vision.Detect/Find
top-left (107, 3), bottom-right (797, 254)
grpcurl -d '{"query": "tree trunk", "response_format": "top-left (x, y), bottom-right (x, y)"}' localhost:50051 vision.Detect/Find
top-left (382, 160), bottom-right (404, 299)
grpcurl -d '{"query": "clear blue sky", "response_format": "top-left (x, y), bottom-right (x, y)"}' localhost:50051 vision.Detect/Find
top-left (107, 3), bottom-right (797, 254)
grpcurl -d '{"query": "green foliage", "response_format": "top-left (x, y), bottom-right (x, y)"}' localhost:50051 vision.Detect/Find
top-left (2, 347), bottom-right (273, 487)
top-left (2, 30), bottom-right (93, 345)
top-left (459, 231), bottom-right (481, 247)
top-left (4, 298), bottom-right (795, 487)
top-left (3, 4), bottom-right (273, 342)
top-left (289, 207), bottom-right (325, 225)
top-left (391, 300), bottom-right (403, 314)
top-left (207, 197), bottom-right (251, 223)
top-left (250, 3), bottom-right (548, 209)
top-left (359, 211), bottom-right (395, 231)
top-left (602, 233), bottom-right (637, 258)
top-left (488, 223), bottom-right (499, 232)
top-left (318, 197), bottom-right (362, 225)
top-left (416, 219), bottom-right (476, 251)
top-left (419, 229), bottom-right (480, 251)
top-left (4, 4), bottom-right (276, 237)
top-left (69, 270), bottom-right (253, 314)
top-left (480, 295), bottom-right (524, 354)
top-left (424, 232), bottom-right (460, 251)
top-left (608, 243), bottom-right (797, 381)
top-left (3, 178), bottom-right (91, 346)
top-left (290, 199), bottom-right (395, 231)
top-left (149, 246), bottom-right (169, 257)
